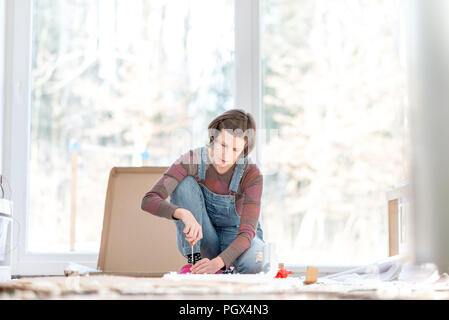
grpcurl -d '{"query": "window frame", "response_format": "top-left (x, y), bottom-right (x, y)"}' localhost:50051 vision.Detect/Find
top-left (3, 0), bottom-right (99, 275)
top-left (3, 0), bottom-right (360, 276)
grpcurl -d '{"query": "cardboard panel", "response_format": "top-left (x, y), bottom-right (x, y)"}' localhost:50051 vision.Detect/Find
top-left (97, 167), bottom-right (186, 273)
top-left (388, 199), bottom-right (399, 257)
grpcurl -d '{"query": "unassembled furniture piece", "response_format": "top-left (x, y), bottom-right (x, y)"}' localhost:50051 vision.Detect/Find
top-left (386, 181), bottom-right (410, 257)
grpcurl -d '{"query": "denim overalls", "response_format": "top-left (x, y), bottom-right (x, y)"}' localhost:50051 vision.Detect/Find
top-left (170, 146), bottom-right (266, 274)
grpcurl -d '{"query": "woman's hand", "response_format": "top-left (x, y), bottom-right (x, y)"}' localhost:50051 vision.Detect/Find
top-left (173, 208), bottom-right (203, 244)
top-left (191, 257), bottom-right (225, 274)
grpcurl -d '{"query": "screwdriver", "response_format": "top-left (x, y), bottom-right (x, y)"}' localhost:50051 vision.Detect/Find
top-left (190, 241), bottom-right (195, 265)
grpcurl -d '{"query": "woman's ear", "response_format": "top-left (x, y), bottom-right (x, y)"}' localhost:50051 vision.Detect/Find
top-left (243, 139), bottom-right (248, 157)
top-left (237, 142), bottom-right (247, 160)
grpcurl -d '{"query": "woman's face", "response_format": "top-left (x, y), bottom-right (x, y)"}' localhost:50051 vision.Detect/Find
top-left (211, 130), bottom-right (246, 168)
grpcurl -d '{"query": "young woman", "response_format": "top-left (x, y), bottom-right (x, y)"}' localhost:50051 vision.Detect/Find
top-left (141, 109), bottom-right (265, 274)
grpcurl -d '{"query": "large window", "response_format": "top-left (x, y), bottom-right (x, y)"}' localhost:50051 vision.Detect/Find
top-left (261, 0), bottom-right (410, 265)
top-left (29, 0), bottom-right (235, 252)
top-left (6, 0), bottom-right (412, 272)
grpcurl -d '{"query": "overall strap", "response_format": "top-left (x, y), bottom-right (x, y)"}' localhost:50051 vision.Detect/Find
top-left (228, 155), bottom-right (248, 194)
top-left (198, 146), bottom-right (208, 181)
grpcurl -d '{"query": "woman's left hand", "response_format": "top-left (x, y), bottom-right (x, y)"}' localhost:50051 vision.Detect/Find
top-left (191, 257), bottom-right (225, 274)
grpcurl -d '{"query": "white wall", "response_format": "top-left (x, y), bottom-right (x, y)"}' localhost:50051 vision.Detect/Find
top-left (0, 0), bottom-right (6, 174)
top-left (408, 0), bottom-right (449, 274)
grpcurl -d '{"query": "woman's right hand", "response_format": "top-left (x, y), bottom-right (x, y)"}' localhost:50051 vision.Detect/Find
top-left (173, 208), bottom-right (203, 244)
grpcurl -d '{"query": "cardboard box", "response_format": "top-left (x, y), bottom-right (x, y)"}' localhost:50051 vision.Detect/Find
top-left (97, 167), bottom-right (186, 274)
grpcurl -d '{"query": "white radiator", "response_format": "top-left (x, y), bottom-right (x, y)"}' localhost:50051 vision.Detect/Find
top-left (0, 199), bottom-right (12, 282)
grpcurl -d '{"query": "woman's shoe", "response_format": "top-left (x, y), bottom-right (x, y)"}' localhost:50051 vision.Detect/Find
top-left (215, 267), bottom-right (233, 274)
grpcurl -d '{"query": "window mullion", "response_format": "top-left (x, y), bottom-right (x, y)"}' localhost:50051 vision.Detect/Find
top-left (4, 0), bottom-right (33, 275)
top-left (235, 0), bottom-right (262, 169)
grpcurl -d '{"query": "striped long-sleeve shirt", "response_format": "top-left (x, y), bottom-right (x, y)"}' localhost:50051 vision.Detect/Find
top-left (140, 147), bottom-right (263, 268)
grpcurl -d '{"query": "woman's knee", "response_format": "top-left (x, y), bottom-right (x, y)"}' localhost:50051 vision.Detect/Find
top-left (170, 176), bottom-right (203, 206)
top-left (232, 238), bottom-right (265, 274)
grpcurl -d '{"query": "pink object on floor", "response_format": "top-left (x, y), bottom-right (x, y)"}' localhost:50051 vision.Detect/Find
top-left (178, 264), bottom-right (232, 274)
top-left (178, 264), bottom-right (192, 274)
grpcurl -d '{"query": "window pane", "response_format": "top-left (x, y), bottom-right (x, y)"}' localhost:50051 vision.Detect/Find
top-left (29, 0), bottom-right (235, 252)
top-left (261, 0), bottom-right (409, 265)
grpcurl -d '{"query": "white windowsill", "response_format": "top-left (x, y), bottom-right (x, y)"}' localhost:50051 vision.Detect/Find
top-left (11, 252), bottom-right (99, 276)
top-left (11, 256), bottom-right (360, 277)
top-left (285, 264), bottom-right (363, 277)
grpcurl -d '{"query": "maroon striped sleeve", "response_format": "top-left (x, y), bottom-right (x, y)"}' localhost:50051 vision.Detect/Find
top-left (140, 149), bottom-right (199, 220)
